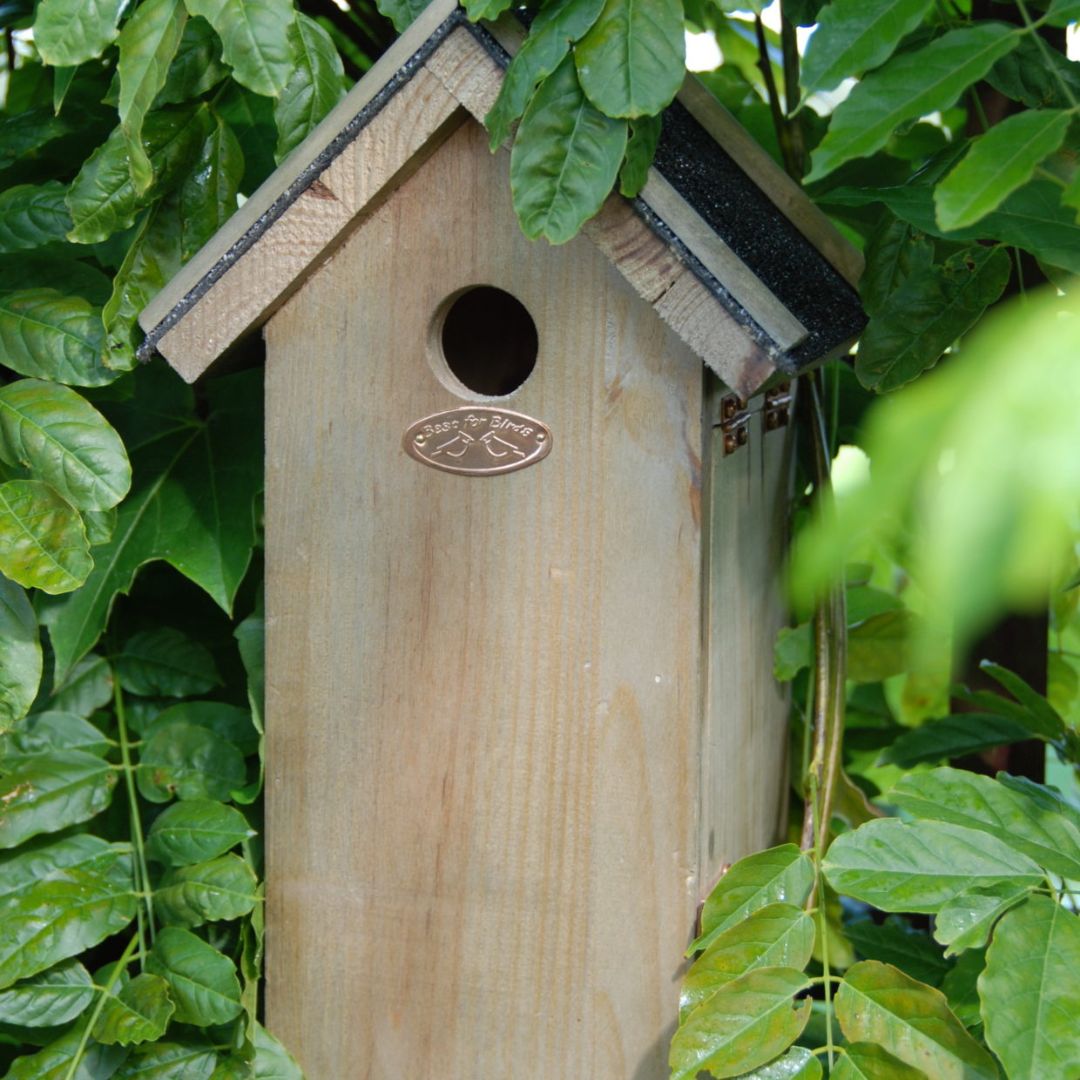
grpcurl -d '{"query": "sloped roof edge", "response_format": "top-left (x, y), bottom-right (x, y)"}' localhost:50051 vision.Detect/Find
top-left (139, 1), bottom-right (864, 394)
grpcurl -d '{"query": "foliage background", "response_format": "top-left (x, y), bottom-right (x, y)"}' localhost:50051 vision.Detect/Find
top-left (0, 0), bottom-right (1079, 1077)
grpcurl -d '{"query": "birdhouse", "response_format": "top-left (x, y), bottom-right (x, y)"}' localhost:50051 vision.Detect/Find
top-left (140, 3), bottom-right (864, 1076)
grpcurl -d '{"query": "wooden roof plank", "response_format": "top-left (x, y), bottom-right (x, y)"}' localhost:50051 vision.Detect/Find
top-left (140, 0), bottom-right (461, 334)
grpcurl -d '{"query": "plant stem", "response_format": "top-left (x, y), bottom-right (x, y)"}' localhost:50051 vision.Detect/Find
top-left (62, 934), bottom-right (139, 1080)
top-left (115, 680), bottom-right (155, 960)
top-left (1016, 0), bottom-right (1078, 107)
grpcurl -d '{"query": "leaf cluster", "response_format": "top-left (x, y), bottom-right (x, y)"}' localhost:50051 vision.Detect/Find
top-left (0, 0), bottom-right (359, 1072)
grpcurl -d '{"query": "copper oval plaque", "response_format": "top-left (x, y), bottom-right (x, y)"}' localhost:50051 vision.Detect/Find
top-left (403, 407), bottom-right (551, 476)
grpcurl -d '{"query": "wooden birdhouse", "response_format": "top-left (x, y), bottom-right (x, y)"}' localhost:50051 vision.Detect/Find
top-left (140, 3), bottom-right (864, 1075)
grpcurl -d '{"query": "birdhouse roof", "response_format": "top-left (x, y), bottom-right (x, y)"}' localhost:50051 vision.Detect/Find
top-left (139, 0), bottom-right (865, 398)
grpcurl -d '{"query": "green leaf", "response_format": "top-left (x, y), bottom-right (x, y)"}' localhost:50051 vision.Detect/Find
top-left (737, 1047), bottom-right (822, 1078)
top-left (835, 961), bottom-right (998, 1079)
top-left (879, 713), bottom-right (1035, 769)
top-left (102, 198), bottom-right (183, 372)
top-left (670, 968), bottom-right (811, 1080)
top-left (680, 904), bottom-right (815, 1019)
top-left (980, 896), bottom-right (1080, 1080)
top-left (0, 183), bottom-right (73, 253)
top-left (1046, 0), bottom-right (1080, 26)
top-left (46, 367), bottom-right (263, 679)
top-left (935, 110), bottom-right (1072, 231)
top-left (2, 1023), bottom-right (128, 1080)
top-left (988, 35), bottom-right (1080, 110)
top-left (0, 959), bottom-right (94, 1027)
top-left (574, 0), bottom-right (684, 118)
top-left (0, 108), bottom-right (73, 172)
top-left (157, 16), bottom-right (230, 105)
top-left (940, 947), bottom-right (985, 1030)
top-left (0, 578), bottom-right (41, 733)
top-left (807, 25), bottom-right (1020, 181)
top-left (147, 701), bottom-right (258, 756)
top-left (0, 749), bottom-right (117, 848)
top-left (484, 0), bottom-right (605, 149)
top-left (464, 0), bottom-right (512, 18)
top-left (148, 800), bottom-right (254, 867)
top-left (118, 0), bottom-right (189, 194)
top-left (154, 854), bottom-right (259, 928)
top-left (115, 627), bottom-right (220, 698)
top-left (184, 0), bottom-right (297, 98)
top-left (0, 834), bottom-right (128, 902)
top-left (693, 845), bottom-right (815, 953)
top-left (0, 379), bottom-right (131, 511)
top-left (146, 927), bottom-right (242, 1026)
top-left (138, 722), bottom-right (245, 803)
top-left (510, 55), bottom-right (627, 243)
top-left (847, 610), bottom-right (917, 681)
top-left (618, 112), bottom-right (661, 197)
top-left (822, 818), bottom-right (1044, 913)
top-left (115, 1038), bottom-right (217, 1079)
top-left (889, 766), bottom-right (1080, 881)
top-left (2, 710), bottom-right (112, 767)
top-left (178, 111), bottom-right (243, 261)
top-left (844, 917), bottom-right (950, 988)
top-left (273, 14), bottom-right (344, 164)
top-left (252, 1023), bottom-right (302, 1079)
top-left (859, 218), bottom-right (934, 318)
top-left (979, 661), bottom-right (1066, 740)
top-left (93, 973), bottom-right (175, 1046)
top-left (827, 176), bottom-right (1080, 275)
top-left (49, 653), bottom-right (113, 718)
top-left (933, 881), bottom-right (1031, 955)
top-left (855, 246), bottom-right (1011, 393)
top-left (0, 289), bottom-right (118, 387)
top-left (832, 1042), bottom-right (928, 1080)
top-left (0, 479), bottom-right (93, 594)
top-left (0, 847), bottom-right (136, 988)
top-left (773, 623), bottom-right (812, 681)
top-left (800, 0), bottom-right (935, 96)
top-left (33, 0), bottom-right (125, 66)
top-left (234, 603), bottom-right (264, 735)
top-left (85, 507), bottom-right (118, 547)
top-left (375, 0), bottom-right (431, 33)
top-left (67, 105), bottom-right (212, 245)
top-left (0, 255), bottom-right (111, 307)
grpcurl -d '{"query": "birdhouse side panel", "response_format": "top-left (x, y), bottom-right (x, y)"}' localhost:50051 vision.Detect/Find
top-left (701, 397), bottom-right (794, 890)
top-left (263, 119), bottom-right (705, 1078)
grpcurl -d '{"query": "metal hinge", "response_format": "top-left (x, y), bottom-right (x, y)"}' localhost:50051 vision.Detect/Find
top-left (718, 382), bottom-right (793, 456)
top-left (764, 382), bottom-right (793, 433)
top-left (718, 394), bottom-right (750, 456)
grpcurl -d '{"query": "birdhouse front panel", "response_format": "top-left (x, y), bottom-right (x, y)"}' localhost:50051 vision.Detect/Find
top-left (136, 5), bottom-right (861, 1074)
top-left (263, 117), bottom-right (716, 1077)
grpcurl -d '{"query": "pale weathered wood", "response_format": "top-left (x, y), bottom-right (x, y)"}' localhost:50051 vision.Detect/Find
top-left (423, 27), bottom-right (782, 397)
top-left (140, 0), bottom-right (460, 333)
top-left (677, 76), bottom-right (864, 289)
top-left (265, 119), bottom-right (711, 1079)
top-left (654, 272), bottom-right (776, 400)
top-left (700, 391), bottom-right (795, 890)
top-left (639, 170), bottom-right (808, 351)
top-left (153, 69), bottom-right (466, 382)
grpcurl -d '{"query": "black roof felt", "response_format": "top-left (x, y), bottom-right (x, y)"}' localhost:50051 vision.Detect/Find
top-left (139, 6), bottom-right (864, 371)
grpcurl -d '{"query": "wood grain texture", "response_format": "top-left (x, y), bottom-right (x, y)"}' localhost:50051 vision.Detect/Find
top-left (653, 272), bottom-right (775, 400)
top-left (677, 76), bottom-right (864, 289)
top-left (139, 0), bottom-right (460, 333)
top-left (423, 28), bottom-right (781, 398)
top-left (264, 116), bottom-right (789, 1078)
top-left (153, 69), bottom-right (465, 382)
top-left (700, 387), bottom-right (795, 893)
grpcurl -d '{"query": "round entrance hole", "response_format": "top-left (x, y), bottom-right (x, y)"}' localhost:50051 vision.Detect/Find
top-left (436, 286), bottom-right (538, 397)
